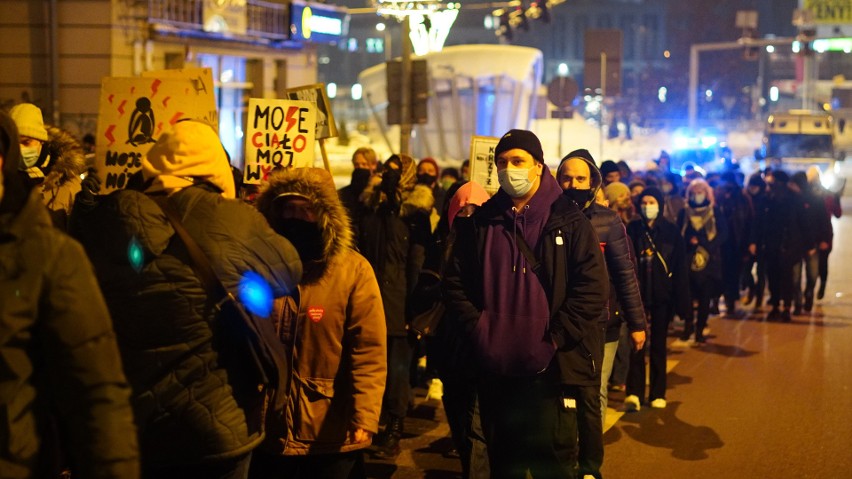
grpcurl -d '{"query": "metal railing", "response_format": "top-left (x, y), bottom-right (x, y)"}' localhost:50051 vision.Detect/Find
top-left (147, 0), bottom-right (289, 40)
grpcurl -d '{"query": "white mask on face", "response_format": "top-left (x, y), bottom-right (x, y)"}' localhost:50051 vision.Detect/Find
top-left (642, 204), bottom-right (659, 220)
top-left (20, 145), bottom-right (42, 169)
top-left (498, 166), bottom-right (537, 198)
top-left (692, 192), bottom-right (707, 205)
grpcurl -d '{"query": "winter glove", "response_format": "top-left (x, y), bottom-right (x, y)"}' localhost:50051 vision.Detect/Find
top-left (78, 171), bottom-right (101, 206)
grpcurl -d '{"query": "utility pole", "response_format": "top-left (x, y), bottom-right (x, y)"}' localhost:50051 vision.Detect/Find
top-left (400, 19), bottom-right (412, 155)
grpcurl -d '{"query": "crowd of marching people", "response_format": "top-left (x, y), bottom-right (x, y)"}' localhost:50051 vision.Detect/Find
top-left (0, 103), bottom-right (844, 479)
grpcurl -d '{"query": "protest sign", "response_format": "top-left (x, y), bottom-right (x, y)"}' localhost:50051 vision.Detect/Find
top-left (141, 67), bottom-right (218, 127)
top-left (469, 135), bottom-right (500, 196)
top-left (95, 73), bottom-right (218, 193)
top-left (283, 83), bottom-right (337, 139)
top-left (243, 97), bottom-right (317, 184)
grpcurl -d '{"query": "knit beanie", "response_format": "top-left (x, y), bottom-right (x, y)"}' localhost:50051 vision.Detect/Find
top-left (9, 103), bottom-right (48, 142)
top-left (599, 160), bottom-right (619, 177)
top-left (604, 181), bottom-right (630, 205)
top-left (494, 129), bottom-right (544, 164)
top-left (142, 120), bottom-right (236, 199)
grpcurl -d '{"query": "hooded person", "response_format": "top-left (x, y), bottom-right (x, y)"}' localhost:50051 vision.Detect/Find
top-left (69, 119), bottom-right (302, 477)
top-left (676, 178), bottom-right (728, 343)
top-left (9, 102), bottom-right (86, 230)
top-left (1, 110), bottom-right (140, 478)
top-left (624, 187), bottom-right (692, 411)
top-left (252, 167), bottom-right (387, 477)
top-left (356, 153), bottom-right (435, 458)
top-left (557, 148), bottom-right (645, 475)
top-left (443, 129), bottom-right (608, 477)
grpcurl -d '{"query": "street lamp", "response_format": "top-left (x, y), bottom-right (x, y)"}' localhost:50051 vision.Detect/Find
top-left (376, 22), bottom-right (391, 61)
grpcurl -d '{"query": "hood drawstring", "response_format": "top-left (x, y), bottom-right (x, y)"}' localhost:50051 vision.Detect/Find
top-left (510, 205), bottom-right (531, 274)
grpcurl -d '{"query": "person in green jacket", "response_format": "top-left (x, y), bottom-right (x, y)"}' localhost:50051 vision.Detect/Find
top-left (0, 111), bottom-right (139, 478)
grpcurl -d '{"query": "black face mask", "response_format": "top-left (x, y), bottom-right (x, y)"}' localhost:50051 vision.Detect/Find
top-left (350, 168), bottom-right (371, 194)
top-left (417, 173), bottom-right (437, 186)
top-left (563, 188), bottom-right (593, 209)
top-left (381, 168), bottom-right (401, 195)
top-left (275, 219), bottom-right (324, 263)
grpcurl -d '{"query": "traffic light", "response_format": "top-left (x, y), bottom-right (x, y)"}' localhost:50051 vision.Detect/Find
top-left (386, 59), bottom-right (429, 125)
top-left (386, 60), bottom-right (402, 125)
top-left (494, 9), bottom-right (513, 41)
top-left (494, 2), bottom-right (551, 42)
top-left (411, 59), bottom-right (429, 124)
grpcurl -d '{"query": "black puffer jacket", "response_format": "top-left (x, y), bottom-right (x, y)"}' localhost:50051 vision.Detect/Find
top-left (557, 152), bottom-right (645, 343)
top-left (71, 184), bottom-right (302, 466)
top-left (1, 190), bottom-right (140, 479)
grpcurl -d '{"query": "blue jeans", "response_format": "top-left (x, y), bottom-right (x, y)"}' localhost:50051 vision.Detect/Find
top-left (793, 250), bottom-right (819, 308)
top-left (599, 340), bottom-right (619, 426)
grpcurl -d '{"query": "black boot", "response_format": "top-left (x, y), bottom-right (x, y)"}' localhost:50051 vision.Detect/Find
top-left (375, 416), bottom-right (403, 458)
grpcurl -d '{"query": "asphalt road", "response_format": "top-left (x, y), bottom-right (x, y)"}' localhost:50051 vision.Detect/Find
top-left (365, 198), bottom-right (852, 479)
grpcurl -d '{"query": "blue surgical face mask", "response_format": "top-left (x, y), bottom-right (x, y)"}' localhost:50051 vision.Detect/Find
top-left (498, 166), bottom-right (537, 198)
top-left (20, 145), bottom-right (42, 169)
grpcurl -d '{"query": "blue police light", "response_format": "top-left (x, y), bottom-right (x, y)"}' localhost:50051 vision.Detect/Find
top-left (700, 136), bottom-right (718, 149)
top-left (238, 271), bottom-right (274, 318)
top-left (673, 135), bottom-right (691, 150)
top-left (127, 236), bottom-right (144, 273)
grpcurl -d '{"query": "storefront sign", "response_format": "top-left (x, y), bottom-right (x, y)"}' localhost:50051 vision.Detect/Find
top-left (290, 1), bottom-right (348, 44)
top-left (805, 0), bottom-right (852, 24)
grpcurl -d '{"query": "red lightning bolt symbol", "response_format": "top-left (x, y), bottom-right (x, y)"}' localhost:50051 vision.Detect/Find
top-left (156, 122), bottom-right (164, 137)
top-left (150, 79), bottom-right (161, 97)
top-left (105, 125), bottom-right (116, 147)
top-left (162, 96), bottom-right (171, 108)
top-left (169, 112), bottom-right (184, 125)
top-left (108, 94), bottom-right (115, 104)
top-left (286, 106), bottom-right (299, 132)
top-left (118, 99), bottom-right (127, 116)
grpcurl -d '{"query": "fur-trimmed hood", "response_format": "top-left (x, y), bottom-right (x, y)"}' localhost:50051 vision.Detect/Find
top-left (42, 125), bottom-right (86, 190)
top-left (257, 168), bottom-right (353, 279)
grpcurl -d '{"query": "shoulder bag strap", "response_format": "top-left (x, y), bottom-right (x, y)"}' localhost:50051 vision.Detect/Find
top-left (152, 196), bottom-right (231, 302)
top-left (643, 227), bottom-right (672, 278)
top-left (513, 229), bottom-right (542, 275)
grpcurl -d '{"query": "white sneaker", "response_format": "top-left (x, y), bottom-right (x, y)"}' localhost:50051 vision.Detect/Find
top-left (650, 398), bottom-right (667, 409)
top-left (426, 378), bottom-right (443, 401)
top-left (624, 394), bottom-right (641, 412)
top-left (671, 338), bottom-right (691, 348)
